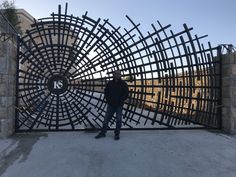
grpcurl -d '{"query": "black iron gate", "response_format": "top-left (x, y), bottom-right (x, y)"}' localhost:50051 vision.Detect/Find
top-left (15, 4), bottom-right (221, 132)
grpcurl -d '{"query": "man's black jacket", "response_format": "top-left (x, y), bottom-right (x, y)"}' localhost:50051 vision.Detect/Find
top-left (104, 79), bottom-right (129, 107)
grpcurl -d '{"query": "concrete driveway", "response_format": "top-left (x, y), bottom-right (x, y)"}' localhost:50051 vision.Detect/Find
top-left (0, 130), bottom-right (236, 177)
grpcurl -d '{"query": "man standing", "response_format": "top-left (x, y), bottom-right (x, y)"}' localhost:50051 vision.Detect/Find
top-left (95, 70), bottom-right (129, 140)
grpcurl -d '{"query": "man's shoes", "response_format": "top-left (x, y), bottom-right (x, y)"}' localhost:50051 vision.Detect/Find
top-left (95, 133), bottom-right (106, 139)
top-left (114, 134), bottom-right (120, 140)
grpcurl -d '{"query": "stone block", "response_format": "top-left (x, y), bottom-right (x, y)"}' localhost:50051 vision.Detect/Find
top-left (222, 107), bottom-right (230, 117)
top-left (0, 84), bottom-right (8, 96)
top-left (0, 107), bottom-right (8, 119)
top-left (232, 77), bottom-right (236, 86)
top-left (223, 108), bottom-right (236, 134)
top-left (8, 75), bottom-right (16, 84)
top-left (8, 106), bottom-right (15, 120)
top-left (8, 84), bottom-right (16, 96)
top-left (0, 118), bottom-right (14, 137)
top-left (0, 96), bottom-right (7, 107)
top-left (0, 56), bottom-right (7, 74)
top-left (0, 75), bottom-right (9, 83)
top-left (231, 65), bottom-right (236, 75)
top-left (231, 108), bottom-right (236, 117)
top-left (222, 53), bottom-right (236, 64)
top-left (232, 97), bottom-right (236, 108)
top-left (222, 98), bottom-right (231, 107)
top-left (8, 57), bottom-right (17, 75)
top-left (221, 65), bottom-right (232, 76)
top-left (221, 117), bottom-right (235, 134)
top-left (9, 43), bottom-right (17, 57)
top-left (232, 88), bottom-right (236, 97)
top-left (235, 117), bottom-right (236, 129)
top-left (222, 87), bottom-right (231, 98)
top-left (7, 96), bottom-right (15, 108)
top-left (222, 121), bottom-right (230, 132)
top-left (222, 77), bottom-right (231, 87)
top-left (0, 42), bottom-right (6, 57)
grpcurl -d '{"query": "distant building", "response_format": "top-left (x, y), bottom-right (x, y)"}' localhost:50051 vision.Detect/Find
top-left (16, 9), bottom-right (35, 35)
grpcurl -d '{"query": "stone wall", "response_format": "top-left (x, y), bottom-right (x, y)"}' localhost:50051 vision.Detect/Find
top-left (221, 52), bottom-right (236, 134)
top-left (0, 40), bottom-right (17, 137)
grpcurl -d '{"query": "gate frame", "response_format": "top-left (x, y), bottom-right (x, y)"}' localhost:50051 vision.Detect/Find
top-left (14, 3), bottom-right (222, 133)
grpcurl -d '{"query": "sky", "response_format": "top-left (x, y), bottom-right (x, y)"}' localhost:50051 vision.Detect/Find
top-left (10, 0), bottom-right (236, 48)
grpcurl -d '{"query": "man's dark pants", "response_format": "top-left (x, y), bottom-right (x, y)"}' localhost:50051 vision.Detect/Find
top-left (100, 105), bottom-right (122, 135)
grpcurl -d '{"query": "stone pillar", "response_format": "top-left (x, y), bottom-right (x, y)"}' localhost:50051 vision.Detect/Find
top-left (0, 40), bottom-right (17, 137)
top-left (221, 52), bottom-right (236, 134)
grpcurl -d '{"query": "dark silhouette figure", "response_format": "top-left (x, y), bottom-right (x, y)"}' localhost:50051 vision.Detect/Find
top-left (95, 70), bottom-right (129, 140)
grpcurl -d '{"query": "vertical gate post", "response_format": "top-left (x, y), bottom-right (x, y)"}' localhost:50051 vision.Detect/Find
top-left (221, 47), bottom-right (236, 134)
top-left (0, 40), bottom-right (17, 137)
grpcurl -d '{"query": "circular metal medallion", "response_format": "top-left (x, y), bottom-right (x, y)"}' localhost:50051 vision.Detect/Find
top-left (47, 75), bottom-right (68, 95)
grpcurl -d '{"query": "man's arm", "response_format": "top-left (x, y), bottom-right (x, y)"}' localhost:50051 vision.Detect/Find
top-left (104, 81), bottom-right (111, 102)
top-left (122, 82), bottom-right (129, 101)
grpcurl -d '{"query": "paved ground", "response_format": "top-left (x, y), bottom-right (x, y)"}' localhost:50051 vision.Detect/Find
top-left (0, 129), bottom-right (236, 177)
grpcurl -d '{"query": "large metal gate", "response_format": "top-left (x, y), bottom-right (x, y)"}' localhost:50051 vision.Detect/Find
top-left (15, 4), bottom-right (221, 132)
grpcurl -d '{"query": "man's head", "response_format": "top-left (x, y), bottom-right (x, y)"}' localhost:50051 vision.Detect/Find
top-left (113, 70), bottom-right (121, 80)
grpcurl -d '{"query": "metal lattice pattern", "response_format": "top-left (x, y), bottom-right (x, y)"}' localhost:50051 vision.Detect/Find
top-left (16, 4), bottom-right (221, 131)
